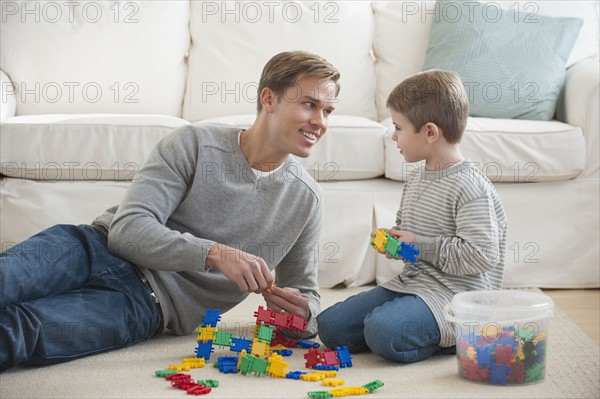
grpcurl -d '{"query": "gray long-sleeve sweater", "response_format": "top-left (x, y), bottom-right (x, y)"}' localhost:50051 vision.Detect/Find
top-left (93, 125), bottom-right (323, 337)
top-left (382, 160), bottom-right (507, 347)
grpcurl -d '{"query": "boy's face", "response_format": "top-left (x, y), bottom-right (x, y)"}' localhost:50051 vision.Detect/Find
top-left (266, 75), bottom-right (337, 158)
top-left (390, 110), bottom-right (427, 163)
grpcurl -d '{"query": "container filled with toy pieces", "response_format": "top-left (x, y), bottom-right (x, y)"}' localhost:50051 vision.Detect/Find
top-left (443, 290), bottom-right (554, 385)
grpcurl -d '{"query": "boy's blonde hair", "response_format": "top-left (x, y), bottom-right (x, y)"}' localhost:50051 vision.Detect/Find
top-left (257, 51), bottom-right (341, 113)
top-left (386, 70), bottom-right (468, 144)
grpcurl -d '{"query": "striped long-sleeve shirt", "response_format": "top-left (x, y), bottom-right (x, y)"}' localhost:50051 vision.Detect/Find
top-left (381, 160), bottom-right (507, 347)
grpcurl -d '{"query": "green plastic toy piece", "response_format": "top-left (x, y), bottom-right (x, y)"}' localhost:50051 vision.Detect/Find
top-left (154, 369), bottom-right (177, 377)
top-left (363, 380), bottom-right (384, 392)
top-left (197, 379), bottom-right (219, 387)
top-left (307, 391), bottom-right (334, 399)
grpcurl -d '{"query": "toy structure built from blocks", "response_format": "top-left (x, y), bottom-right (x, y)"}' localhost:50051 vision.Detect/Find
top-left (157, 307), bottom-right (383, 397)
top-left (370, 229), bottom-right (420, 262)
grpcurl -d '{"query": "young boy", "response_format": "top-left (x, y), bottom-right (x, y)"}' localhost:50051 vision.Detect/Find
top-left (317, 70), bottom-right (507, 363)
top-left (0, 51), bottom-right (340, 371)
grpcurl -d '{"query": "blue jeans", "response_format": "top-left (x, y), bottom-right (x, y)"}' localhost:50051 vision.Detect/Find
top-left (317, 286), bottom-right (454, 363)
top-left (0, 224), bottom-right (161, 371)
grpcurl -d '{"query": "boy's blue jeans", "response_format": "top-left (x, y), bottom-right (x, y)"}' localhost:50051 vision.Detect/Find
top-left (316, 286), bottom-right (455, 363)
top-left (0, 224), bottom-right (161, 371)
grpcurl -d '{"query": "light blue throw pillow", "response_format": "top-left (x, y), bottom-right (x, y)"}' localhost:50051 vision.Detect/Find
top-left (422, 0), bottom-right (583, 120)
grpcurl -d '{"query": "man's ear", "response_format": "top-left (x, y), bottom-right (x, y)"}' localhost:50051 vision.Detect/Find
top-left (423, 122), bottom-right (441, 144)
top-left (259, 87), bottom-right (277, 113)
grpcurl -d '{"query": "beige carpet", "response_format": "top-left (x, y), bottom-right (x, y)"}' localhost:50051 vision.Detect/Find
top-left (1, 286), bottom-right (599, 399)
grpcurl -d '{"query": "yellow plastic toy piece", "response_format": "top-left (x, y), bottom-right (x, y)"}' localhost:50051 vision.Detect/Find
top-left (168, 363), bottom-right (190, 372)
top-left (197, 326), bottom-right (217, 342)
top-left (300, 372), bottom-right (324, 381)
top-left (251, 338), bottom-right (271, 358)
top-left (466, 346), bottom-right (476, 360)
top-left (183, 357), bottom-right (206, 368)
top-left (479, 324), bottom-right (501, 339)
top-left (371, 230), bottom-right (388, 252)
top-left (322, 378), bottom-right (345, 386)
top-left (329, 387), bottom-right (369, 397)
top-left (266, 353), bottom-right (289, 378)
top-left (533, 332), bottom-right (547, 345)
top-left (315, 370), bottom-right (338, 378)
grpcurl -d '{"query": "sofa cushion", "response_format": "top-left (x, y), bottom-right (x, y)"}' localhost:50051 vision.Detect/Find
top-left (373, 0), bottom-right (600, 121)
top-left (422, 0), bottom-right (583, 120)
top-left (184, 1), bottom-right (376, 121)
top-left (0, 114), bottom-right (190, 181)
top-left (0, 1), bottom-right (189, 116)
top-left (198, 115), bottom-right (387, 181)
top-left (383, 117), bottom-right (585, 182)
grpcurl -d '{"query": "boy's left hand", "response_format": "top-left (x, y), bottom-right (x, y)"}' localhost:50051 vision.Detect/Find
top-left (262, 286), bottom-right (310, 320)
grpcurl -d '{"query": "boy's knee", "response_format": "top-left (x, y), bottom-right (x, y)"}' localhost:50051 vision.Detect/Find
top-left (316, 311), bottom-right (337, 348)
top-left (363, 312), bottom-right (440, 363)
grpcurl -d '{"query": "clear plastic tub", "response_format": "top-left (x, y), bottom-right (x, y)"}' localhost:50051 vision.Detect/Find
top-left (443, 290), bottom-right (554, 385)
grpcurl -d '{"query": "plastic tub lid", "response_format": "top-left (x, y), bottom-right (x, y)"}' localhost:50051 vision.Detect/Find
top-left (446, 290), bottom-right (554, 324)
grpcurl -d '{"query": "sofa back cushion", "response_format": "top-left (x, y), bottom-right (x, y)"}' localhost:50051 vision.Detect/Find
top-left (373, 0), bottom-right (600, 121)
top-left (0, 1), bottom-right (189, 117)
top-left (198, 114), bottom-right (387, 181)
top-left (183, 1), bottom-right (376, 121)
top-left (383, 117), bottom-right (586, 182)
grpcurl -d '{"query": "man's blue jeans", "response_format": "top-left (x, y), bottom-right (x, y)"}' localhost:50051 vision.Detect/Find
top-left (0, 224), bottom-right (161, 371)
top-left (316, 286), bottom-right (455, 363)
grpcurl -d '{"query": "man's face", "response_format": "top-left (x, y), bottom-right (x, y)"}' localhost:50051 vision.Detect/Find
top-left (267, 75), bottom-right (337, 158)
top-left (390, 110), bottom-right (427, 163)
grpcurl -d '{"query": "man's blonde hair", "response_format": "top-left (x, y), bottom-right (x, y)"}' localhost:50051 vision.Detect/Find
top-left (257, 51), bottom-right (341, 113)
top-left (386, 70), bottom-right (468, 144)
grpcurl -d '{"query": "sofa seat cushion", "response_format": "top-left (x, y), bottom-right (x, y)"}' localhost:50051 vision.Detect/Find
top-left (199, 114), bottom-right (386, 181)
top-left (383, 117), bottom-right (585, 182)
top-left (0, 114), bottom-right (190, 181)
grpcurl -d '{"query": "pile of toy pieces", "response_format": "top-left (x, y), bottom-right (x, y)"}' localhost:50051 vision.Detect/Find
top-left (370, 230), bottom-right (420, 262)
top-left (456, 325), bottom-right (548, 385)
top-left (155, 306), bottom-right (384, 398)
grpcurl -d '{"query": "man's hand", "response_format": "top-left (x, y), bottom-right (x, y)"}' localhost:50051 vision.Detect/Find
top-left (206, 243), bottom-right (274, 293)
top-left (262, 286), bottom-right (310, 320)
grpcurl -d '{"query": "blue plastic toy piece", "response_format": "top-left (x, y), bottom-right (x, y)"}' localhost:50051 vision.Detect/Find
top-left (195, 340), bottom-right (214, 360)
top-left (314, 364), bottom-right (339, 371)
top-left (285, 370), bottom-right (307, 379)
top-left (396, 242), bottom-right (420, 263)
top-left (273, 349), bottom-right (293, 357)
top-left (230, 336), bottom-right (252, 352)
top-left (216, 356), bottom-right (239, 374)
top-left (336, 346), bottom-right (352, 368)
top-left (202, 309), bottom-right (221, 327)
top-left (296, 339), bottom-right (321, 349)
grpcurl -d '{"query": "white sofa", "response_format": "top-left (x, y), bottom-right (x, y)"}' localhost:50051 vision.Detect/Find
top-left (1, 1), bottom-right (598, 289)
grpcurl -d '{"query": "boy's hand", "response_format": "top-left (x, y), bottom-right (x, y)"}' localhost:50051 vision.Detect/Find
top-left (262, 286), bottom-right (310, 320)
top-left (206, 243), bottom-right (274, 293)
top-left (372, 228), bottom-right (417, 259)
top-left (388, 228), bottom-right (416, 243)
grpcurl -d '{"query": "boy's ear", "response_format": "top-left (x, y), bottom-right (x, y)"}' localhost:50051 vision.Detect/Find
top-left (423, 122), bottom-right (442, 144)
top-left (259, 87), bottom-right (277, 113)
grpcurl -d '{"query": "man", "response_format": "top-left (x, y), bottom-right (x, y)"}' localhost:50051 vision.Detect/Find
top-left (0, 51), bottom-right (340, 371)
